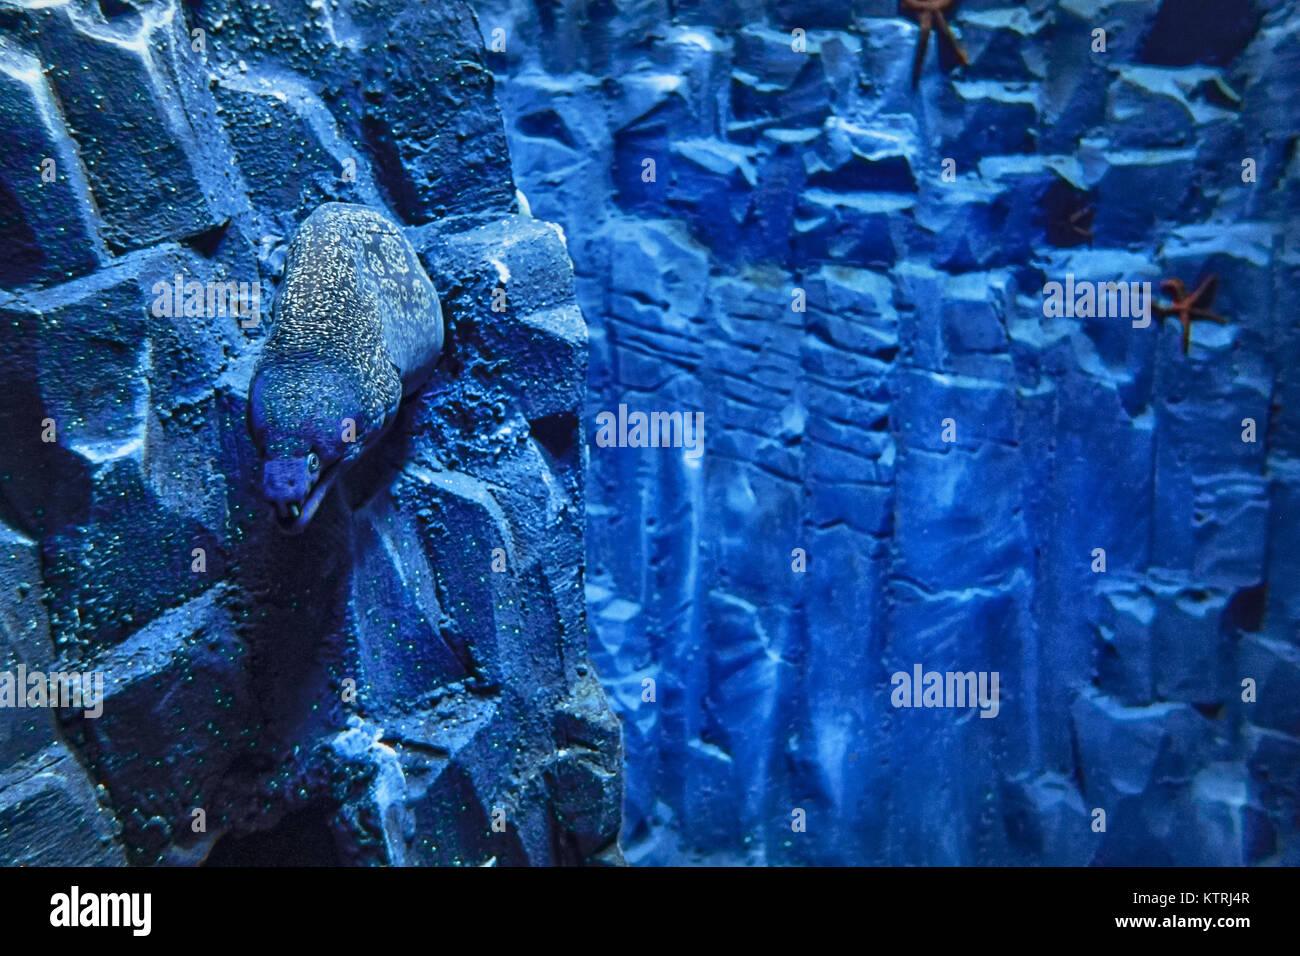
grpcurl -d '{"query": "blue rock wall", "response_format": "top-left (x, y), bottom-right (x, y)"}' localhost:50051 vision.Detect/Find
top-left (0, 0), bottom-right (621, 865)
top-left (476, 0), bottom-right (1300, 864)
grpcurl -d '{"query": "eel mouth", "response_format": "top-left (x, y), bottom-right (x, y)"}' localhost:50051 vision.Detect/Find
top-left (273, 460), bottom-right (341, 535)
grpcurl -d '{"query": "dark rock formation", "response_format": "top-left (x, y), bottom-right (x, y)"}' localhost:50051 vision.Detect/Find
top-left (0, 0), bottom-right (620, 865)
top-left (476, 0), bottom-right (1299, 865)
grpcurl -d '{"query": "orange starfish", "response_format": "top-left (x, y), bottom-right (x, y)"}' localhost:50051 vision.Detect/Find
top-left (1153, 275), bottom-right (1228, 356)
top-left (1067, 205), bottom-right (1095, 245)
top-left (902, 0), bottom-right (970, 87)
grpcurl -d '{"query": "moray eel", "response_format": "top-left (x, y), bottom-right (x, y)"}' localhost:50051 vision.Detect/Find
top-left (247, 202), bottom-right (444, 533)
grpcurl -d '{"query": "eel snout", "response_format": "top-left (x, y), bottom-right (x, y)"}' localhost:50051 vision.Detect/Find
top-left (262, 456), bottom-right (336, 535)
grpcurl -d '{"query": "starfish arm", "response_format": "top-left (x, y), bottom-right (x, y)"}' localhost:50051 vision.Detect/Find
top-left (1182, 318), bottom-right (1192, 355)
top-left (911, 18), bottom-right (932, 87)
top-left (934, 11), bottom-right (970, 67)
top-left (1193, 274), bottom-right (1219, 307)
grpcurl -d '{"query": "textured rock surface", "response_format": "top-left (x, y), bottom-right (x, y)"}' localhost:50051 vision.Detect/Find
top-left (476, 0), bottom-right (1299, 864)
top-left (0, 0), bottom-right (620, 865)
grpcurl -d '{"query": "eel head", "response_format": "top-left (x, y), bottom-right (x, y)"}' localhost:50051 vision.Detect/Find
top-left (247, 360), bottom-right (378, 534)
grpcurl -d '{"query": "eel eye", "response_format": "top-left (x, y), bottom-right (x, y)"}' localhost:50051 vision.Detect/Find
top-left (307, 452), bottom-right (320, 472)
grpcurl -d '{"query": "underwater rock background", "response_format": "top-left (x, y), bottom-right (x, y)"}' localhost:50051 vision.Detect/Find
top-left (475, 0), bottom-right (1300, 865)
top-left (0, 0), bottom-right (622, 865)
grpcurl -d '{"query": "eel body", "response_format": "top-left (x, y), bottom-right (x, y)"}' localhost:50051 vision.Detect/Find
top-left (247, 202), bottom-right (444, 533)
